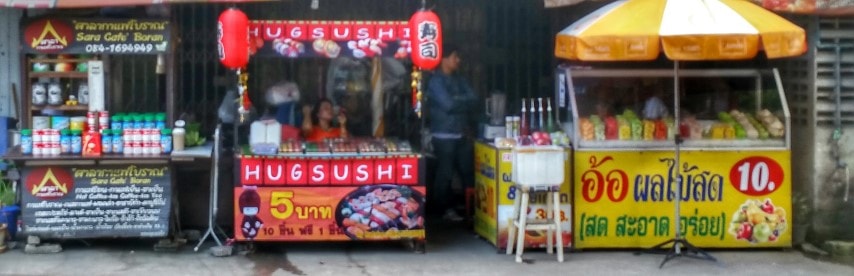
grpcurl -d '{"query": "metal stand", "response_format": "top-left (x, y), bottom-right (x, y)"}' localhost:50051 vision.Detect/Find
top-left (195, 125), bottom-right (227, 252)
top-left (638, 61), bottom-right (717, 268)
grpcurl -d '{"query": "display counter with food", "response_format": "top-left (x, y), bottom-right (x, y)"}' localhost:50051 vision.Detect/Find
top-left (234, 138), bottom-right (425, 246)
top-left (562, 67), bottom-right (792, 249)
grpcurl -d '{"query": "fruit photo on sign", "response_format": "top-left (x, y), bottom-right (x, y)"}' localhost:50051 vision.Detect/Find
top-left (729, 199), bottom-right (787, 243)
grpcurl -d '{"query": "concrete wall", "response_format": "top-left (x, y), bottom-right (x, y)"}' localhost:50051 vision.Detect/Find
top-left (0, 8), bottom-right (22, 120)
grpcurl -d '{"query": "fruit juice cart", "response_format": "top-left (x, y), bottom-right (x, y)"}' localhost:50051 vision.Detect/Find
top-left (564, 66), bottom-right (793, 249)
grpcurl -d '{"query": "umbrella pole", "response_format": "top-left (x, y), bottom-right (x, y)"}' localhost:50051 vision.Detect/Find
top-left (636, 61), bottom-right (718, 268)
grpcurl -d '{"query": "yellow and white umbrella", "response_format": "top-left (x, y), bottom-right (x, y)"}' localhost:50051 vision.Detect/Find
top-left (554, 0), bottom-right (807, 61)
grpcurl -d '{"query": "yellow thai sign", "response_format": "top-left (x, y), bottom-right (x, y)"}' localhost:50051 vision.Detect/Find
top-left (573, 150), bottom-right (791, 249)
top-left (474, 141), bottom-right (572, 248)
top-left (474, 142), bottom-right (498, 243)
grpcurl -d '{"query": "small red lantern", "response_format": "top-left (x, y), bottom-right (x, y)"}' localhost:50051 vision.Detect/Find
top-left (218, 8), bottom-right (250, 70)
top-left (409, 9), bottom-right (442, 70)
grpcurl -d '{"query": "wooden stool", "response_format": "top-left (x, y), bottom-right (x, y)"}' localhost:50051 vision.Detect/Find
top-left (505, 185), bottom-right (563, 263)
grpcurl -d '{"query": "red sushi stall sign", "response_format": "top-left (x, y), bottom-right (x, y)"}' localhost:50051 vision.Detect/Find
top-left (239, 155), bottom-right (419, 186)
top-left (249, 20), bottom-right (411, 59)
top-left (235, 155), bottom-right (425, 242)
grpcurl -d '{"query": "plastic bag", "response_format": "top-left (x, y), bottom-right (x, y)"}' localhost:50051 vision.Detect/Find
top-left (218, 89), bottom-right (238, 124)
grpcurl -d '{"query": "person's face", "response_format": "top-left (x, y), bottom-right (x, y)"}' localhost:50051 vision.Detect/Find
top-left (318, 102), bottom-right (334, 121)
top-left (442, 52), bottom-right (461, 72)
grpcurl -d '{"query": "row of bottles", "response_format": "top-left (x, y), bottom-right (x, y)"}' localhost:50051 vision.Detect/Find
top-left (519, 97), bottom-right (558, 136)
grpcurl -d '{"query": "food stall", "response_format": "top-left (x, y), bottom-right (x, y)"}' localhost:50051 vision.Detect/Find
top-left (563, 67), bottom-right (793, 249)
top-left (230, 17), bottom-right (426, 249)
top-left (2, 16), bottom-right (194, 241)
top-left (473, 98), bottom-right (573, 250)
top-left (553, 0), bottom-right (806, 250)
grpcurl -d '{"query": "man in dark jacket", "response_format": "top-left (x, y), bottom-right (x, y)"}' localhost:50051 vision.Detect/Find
top-left (427, 44), bottom-right (477, 222)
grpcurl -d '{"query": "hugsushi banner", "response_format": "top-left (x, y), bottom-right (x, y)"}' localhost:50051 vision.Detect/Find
top-left (249, 20), bottom-right (411, 59)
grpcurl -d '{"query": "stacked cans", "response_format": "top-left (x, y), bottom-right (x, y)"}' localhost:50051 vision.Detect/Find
top-left (123, 128), bottom-right (161, 155)
top-left (33, 129), bottom-right (61, 156)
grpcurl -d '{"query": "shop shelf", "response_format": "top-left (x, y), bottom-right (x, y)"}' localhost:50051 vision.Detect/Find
top-left (31, 105), bottom-right (89, 112)
top-left (29, 71), bottom-right (89, 79)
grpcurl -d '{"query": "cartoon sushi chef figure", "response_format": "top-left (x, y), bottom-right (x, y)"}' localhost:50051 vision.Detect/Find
top-left (239, 186), bottom-right (264, 240)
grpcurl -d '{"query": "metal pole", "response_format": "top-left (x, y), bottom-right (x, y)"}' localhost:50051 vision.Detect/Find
top-left (673, 60), bottom-right (681, 254)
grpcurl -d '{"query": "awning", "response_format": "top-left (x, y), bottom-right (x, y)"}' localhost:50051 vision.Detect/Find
top-left (545, 0), bottom-right (854, 16)
top-left (4, 0), bottom-right (269, 9)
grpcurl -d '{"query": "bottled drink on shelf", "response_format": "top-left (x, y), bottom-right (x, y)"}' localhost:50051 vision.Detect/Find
top-left (529, 98), bottom-right (537, 133)
top-left (520, 99), bottom-right (529, 136)
top-left (538, 97), bottom-right (544, 131)
top-left (547, 97), bottom-right (555, 133)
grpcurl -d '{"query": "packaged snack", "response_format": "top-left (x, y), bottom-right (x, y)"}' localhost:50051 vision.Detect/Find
top-left (654, 120), bottom-right (668, 140)
top-left (605, 116), bottom-right (618, 140)
top-left (711, 123), bottom-right (727, 139)
top-left (631, 118), bottom-right (643, 140)
top-left (580, 118), bottom-right (594, 141)
top-left (643, 120), bottom-right (655, 141)
top-left (757, 109), bottom-right (784, 138)
top-left (724, 124), bottom-right (736, 139)
top-left (746, 114), bottom-right (769, 139)
top-left (591, 115), bottom-right (605, 141)
top-left (617, 116), bottom-right (631, 140)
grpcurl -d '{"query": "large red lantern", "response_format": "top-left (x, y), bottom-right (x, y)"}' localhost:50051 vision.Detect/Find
top-left (409, 9), bottom-right (442, 70)
top-left (218, 8), bottom-right (250, 70)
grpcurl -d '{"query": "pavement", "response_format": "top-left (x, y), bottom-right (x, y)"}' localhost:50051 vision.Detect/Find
top-left (0, 222), bottom-right (852, 276)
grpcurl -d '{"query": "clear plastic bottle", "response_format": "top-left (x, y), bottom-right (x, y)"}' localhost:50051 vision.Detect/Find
top-left (101, 129), bottom-right (112, 154)
top-left (71, 130), bottom-right (82, 154)
top-left (161, 129), bottom-right (173, 154)
top-left (113, 129), bottom-right (123, 154)
top-left (172, 120), bottom-right (186, 151)
top-left (21, 129), bottom-right (32, 155)
top-left (143, 114), bottom-right (156, 129)
top-left (60, 129), bottom-right (71, 154)
top-left (155, 113), bottom-right (166, 130)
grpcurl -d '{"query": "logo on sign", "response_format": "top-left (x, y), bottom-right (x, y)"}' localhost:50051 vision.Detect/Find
top-left (25, 19), bottom-right (73, 53)
top-left (26, 167), bottom-right (74, 199)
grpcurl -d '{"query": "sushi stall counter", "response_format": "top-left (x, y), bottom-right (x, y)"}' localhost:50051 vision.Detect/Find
top-left (473, 140), bottom-right (573, 250)
top-left (563, 67), bottom-right (793, 249)
top-left (234, 139), bottom-right (426, 247)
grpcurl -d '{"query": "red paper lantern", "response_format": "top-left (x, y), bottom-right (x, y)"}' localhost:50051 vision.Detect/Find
top-left (218, 8), bottom-right (250, 70)
top-left (409, 9), bottom-right (442, 70)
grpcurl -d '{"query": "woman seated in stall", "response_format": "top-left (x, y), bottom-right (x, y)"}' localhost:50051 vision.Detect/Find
top-left (301, 98), bottom-right (349, 142)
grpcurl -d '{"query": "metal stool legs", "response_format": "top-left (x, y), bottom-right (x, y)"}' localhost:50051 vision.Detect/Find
top-left (505, 186), bottom-right (563, 263)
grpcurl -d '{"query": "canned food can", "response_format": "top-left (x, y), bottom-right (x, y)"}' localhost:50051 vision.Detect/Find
top-left (50, 142), bottom-right (61, 156)
top-left (33, 142), bottom-right (44, 155)
top-left (132, 142), bottom-right (143, 155)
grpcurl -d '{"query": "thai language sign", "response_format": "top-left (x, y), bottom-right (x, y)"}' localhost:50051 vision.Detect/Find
top-left (573, 150), bottom-right (791, 248)
top-left (23, 18), bottom-right (170, 54)
top-left (234, 185), bottom-right (425, 241)
top-left (20, 165), bottom-right (171, 239)
top-left (474, 142), bottom-right (573, 248)
top-left (250, 20), bottom-right (410, 59)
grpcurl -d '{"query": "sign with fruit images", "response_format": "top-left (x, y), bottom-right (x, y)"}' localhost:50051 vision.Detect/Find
top-left (249, 20), bottom-right (411, 59)
top-left (573, 150), bottom-right (791, 248)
